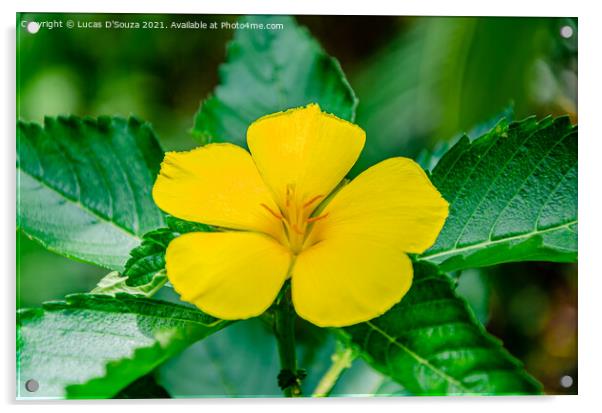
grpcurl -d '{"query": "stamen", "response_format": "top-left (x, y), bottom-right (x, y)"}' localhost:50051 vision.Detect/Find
top-left (260, 203), bottom-right (283, 220)
top-left (285, 184), bottom-right (294, 207)
top-left (303, 194), bottom-right (324, 209)
top-left (265, 184), bottom-right (326, 253)
top-left (307, 213), bottom-right (329, 223)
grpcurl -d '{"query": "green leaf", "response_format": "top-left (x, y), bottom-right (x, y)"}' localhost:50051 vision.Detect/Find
top-left (17, 116), bottom-right (165, 271)
top-left (164, 214), bottom-right (215, 234)
top-left (91, 270), bottom-right (166, 297)
top-left (192, 15), bottom-right (357, 146)
top-left (17, 293), bottom-right (228, 399)
top-left (102, 215), bottom-right (215, 294)
top-left (419, 116), bottom-right (577, 272)
top-left (339, 262), bottom-right (542, 395)
top-left (416, 107), bottom-right (514, 172)
top-left (157, 318), bottom-right (282, 397)
top-left (122, 228), bottom-right (174, 288)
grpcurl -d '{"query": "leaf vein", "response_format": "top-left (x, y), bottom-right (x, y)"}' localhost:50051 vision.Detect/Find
top-left (484, 129), bottom-right (573, 242)
top-left (365, 321), bottom-right (469, 392)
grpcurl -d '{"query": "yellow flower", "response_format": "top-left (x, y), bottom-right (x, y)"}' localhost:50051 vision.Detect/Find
top-left (152, 104), bottom-right (448, 327)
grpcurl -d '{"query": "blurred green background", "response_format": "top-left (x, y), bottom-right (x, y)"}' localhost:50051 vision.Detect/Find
top-left (16, 13), bottom-right (577, 395)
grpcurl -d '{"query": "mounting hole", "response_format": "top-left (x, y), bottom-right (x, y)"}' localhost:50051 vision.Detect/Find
top-left (25, 379), bottom-right (39, 392)
top-left (560, 25), bottom-right (573, 39)
top-left (26, 22), bottom-right (40, 34)
top-left (560, 375), bottom-right (573, 388)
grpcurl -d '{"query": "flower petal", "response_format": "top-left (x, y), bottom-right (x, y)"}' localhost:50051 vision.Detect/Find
top-left (292, 238), bottom-right (413, 327)
top-left (153, 143), bottom-right (283, 238)
top-left (166, 231), bottom-right (292, 320)
top-left (247, 104), bottom-right (365, 210)
top-left (308, 157), bottom-right (449, 254)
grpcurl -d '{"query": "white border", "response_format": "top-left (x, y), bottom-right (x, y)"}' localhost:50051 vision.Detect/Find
top-left (3, 0), bottom-right (582, 16)
top-left (3, 1), bottom-right (600, 412)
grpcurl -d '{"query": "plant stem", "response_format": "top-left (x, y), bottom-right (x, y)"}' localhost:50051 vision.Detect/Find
top-left (273, 281), bottom-right (302, 397)
top-left (312, 346), bottom-right (355, 397)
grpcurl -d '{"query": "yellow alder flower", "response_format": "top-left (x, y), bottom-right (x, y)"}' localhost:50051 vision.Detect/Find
top-left (152, 104), bottom-right (449, 327)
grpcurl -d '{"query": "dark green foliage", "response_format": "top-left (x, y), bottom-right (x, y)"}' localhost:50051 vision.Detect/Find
top-left (192, 15), bottom-right (357, 146)
top-left (157, 317), bottom-right (283, 397)
top-left (17, 116), bottom-right (165, 271)
top-left (117, 215), bottom-right (215, 292)
top-left (350, 17), bottom-right (561, 176)
top-left (17, 293), bottom-right (228, 399)
top-left (420, 117), bottom-right (577, 271)
top-left (114, 374), bottom-right (171, 399)
top-left (164, 215), bottom-right (215, 234)
top-left (123, 228), bottom-right (174, 288)
top-left (340, 262), bottom-right (543, 395)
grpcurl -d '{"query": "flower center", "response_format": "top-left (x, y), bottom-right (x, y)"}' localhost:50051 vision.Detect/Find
top-left (261, 184), bottom-right (328, 254)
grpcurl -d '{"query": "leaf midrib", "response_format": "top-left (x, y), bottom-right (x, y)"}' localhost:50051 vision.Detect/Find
top-left (364, 321), bottom-right (470, 392)
top-left (419, 219), bottom-right (577, 262)
top-left (33, 297), bottom-right (224, 327)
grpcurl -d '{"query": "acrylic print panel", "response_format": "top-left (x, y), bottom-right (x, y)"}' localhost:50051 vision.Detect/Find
top-left (16, 13), bottom-right (577, 399)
